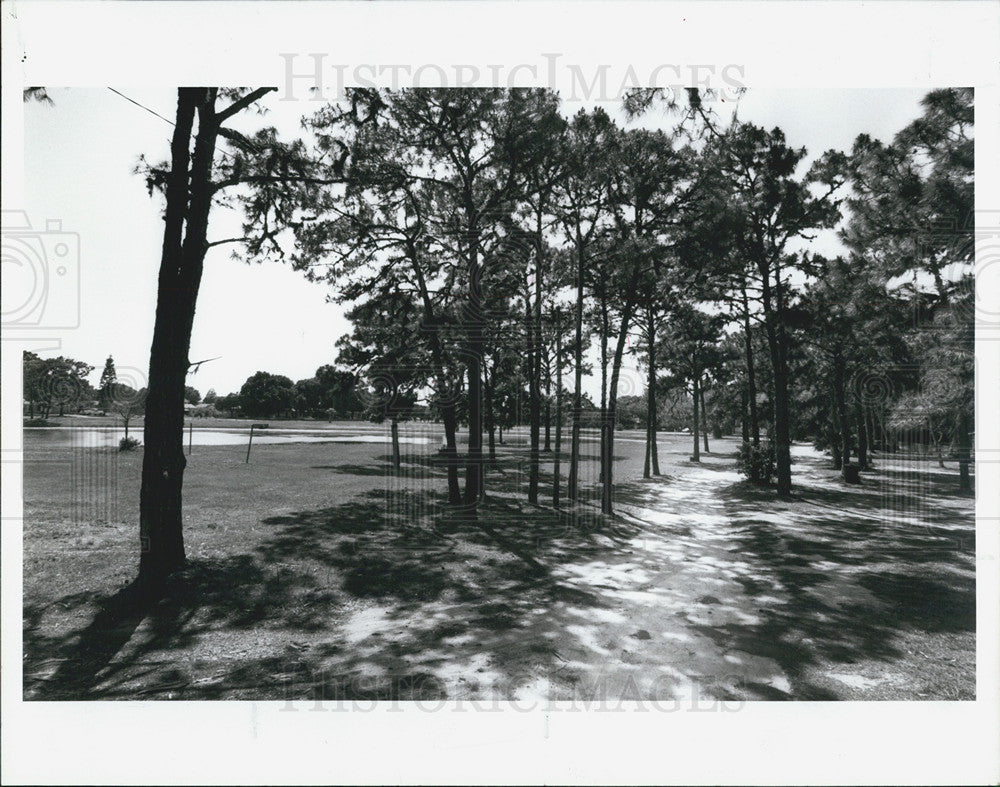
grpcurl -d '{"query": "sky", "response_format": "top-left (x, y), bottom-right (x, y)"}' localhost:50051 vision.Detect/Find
top-left (20, 87), bottom-right (928, 400)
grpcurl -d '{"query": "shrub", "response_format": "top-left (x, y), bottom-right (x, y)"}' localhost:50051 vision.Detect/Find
top-left (118, 436), bottom-right (141, 452)
top-left (737, 441), bottom-right (776, 485)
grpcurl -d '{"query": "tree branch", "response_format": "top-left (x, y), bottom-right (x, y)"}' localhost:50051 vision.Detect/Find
top-left (216, 88), bottom-right (277, 125)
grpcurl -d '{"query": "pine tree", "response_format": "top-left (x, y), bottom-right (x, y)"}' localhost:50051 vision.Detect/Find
top-left (99, 355), bottom-right (117, 414)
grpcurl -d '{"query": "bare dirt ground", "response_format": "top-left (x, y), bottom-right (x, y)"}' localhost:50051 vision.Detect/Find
top-left (22, 426), bottom-right (975, 702)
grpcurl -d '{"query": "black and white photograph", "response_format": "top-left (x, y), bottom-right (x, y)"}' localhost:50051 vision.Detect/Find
top-left (3, 2), bottom-right (999, 785)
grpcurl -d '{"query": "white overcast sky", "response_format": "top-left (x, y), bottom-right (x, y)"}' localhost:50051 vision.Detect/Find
top-left (22, 87), bottom-right (928, 398)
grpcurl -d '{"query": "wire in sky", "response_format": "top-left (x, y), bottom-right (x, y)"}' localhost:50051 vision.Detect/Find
top-left (107, 87), bottom-right (175, 127)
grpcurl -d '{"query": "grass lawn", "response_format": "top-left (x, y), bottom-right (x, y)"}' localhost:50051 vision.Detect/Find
top-left (21, 424), bottom-right (976, 701)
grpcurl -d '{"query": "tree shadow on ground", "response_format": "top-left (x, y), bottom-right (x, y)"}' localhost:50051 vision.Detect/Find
top-left (702, 471), bottom-right (976, 699)
top-left (23, 555), bottom-right (341, 700)
top-left (25, 486), bottom-right (637, 700)
top-left (226, 488), bottom-right (636, 700)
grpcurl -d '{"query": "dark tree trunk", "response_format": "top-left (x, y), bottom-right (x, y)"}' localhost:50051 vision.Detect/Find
top-left (855, 398), bottom-right (869, 471)
top-left (700, 380), bottom-right (710, 453)
top-left (865, 408), bottom-right (875, 462)
top-left (957, 406), bottom-right (972, 491)
top-left (830, 420), bottom-right (843, 469)
top-left (441, 404), bottom-right (462, 504)
top-left (391, 416), bottom-right (401, 469)
top-left (760, 262), bottom-right (792, 495)
top-left (742, 285), bottom-right (760, 447)
top-left (598, 296), bottom-right (609, 485)
top-left (529, 213), bottom-right (546, 497)
top-left (544, 399), bottom-right (552, 453)
top-left (484, 364), bottom-right (496, 462)
top-left (650, 410), bottom-right (660, 475)
top-left (138, 88), bottom-right (209, 590)
top-left (741, 386), bottom-right (750, 445)
top-left (691, 374), bottom-right (701, 462)
top-left (411, 248), bottom-right (461, 505)
top-left (526, 283), bottom-right (540, 504)
top-left (643, 414), bottom-right (652, 479)
top-left (464, 231), bottom-right (484, 507)
top-left (602, 321), bottom-right (629, 514)
top-left (602, 267), bottom-right (642, 515)
top-left (833, 357), bottom-right (854, 482)
top-left (568, 239), bottom-right (585, 501)
top-left (644, 308), bottom-right (656, 479)
top-left (553, 312), bottom-right (563, 508)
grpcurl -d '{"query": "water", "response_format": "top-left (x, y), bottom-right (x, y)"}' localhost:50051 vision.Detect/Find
top-left (23, 426), bottom-right (434, 449)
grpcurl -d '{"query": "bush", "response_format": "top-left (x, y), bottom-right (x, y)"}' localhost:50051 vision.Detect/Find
top-left (737, 441), bottom-right (776, 485)
top-left (24, 418), bottom-right (51, 427)
top-left (118, 436), bottom-right (141, 452)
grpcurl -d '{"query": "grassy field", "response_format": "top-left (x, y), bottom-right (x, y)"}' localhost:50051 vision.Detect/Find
top-left (21, 424), bottom-right (976, 702)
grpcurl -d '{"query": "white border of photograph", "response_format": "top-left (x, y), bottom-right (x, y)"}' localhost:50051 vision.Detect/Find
top-left (2, 2), bottom-right (998, 784)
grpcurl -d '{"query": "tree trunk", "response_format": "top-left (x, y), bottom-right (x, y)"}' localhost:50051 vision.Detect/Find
top-left (598, 296), bottom-right (609, 485)
top-left (643, 412), bottom-right (652, 479)
top-left (544, 399), bottom-right (552, 453)
top-left (410, 248), bottom-right (461, 505)
top-left (553, 312), bottom-right (563, 508)
top-left (700, 380), bottom-right (710, 453)
top-left (644, 309), bottom-right (655, 479)
top-left (741, 386), bottom-right (750, 445)
top-left (650, 400), bottom-right (660, 476)
top-left (138, 89), bottom-right (209, 590)
top-left (855, 398), bottom-right (868, 471)
top-left (691, 374), bottom-right (701, 462)
top-left (957, 406), bottom-right (972, 491)
top-left (833, 358), bottom-right (854, 482)
top-left (742, 285), bottom-right (760, 447)
top-left (602, 272), bottom-right (642, 515)
top-left (530, 212), bottom-right (546, 497)
top-left (484, 363), bottom-right (497, 462)
top-left (441, 403), bottom-right (462, 504)
top-left (829, 409), bottom-right (843, 470)
top-left (760, 262), bottom-right (792, 495)
top-left (464, 230), bottom-right (484, 507)
top-left (391, 416), bottom-right (401, 469)
top-left (568, 238), bottom-right (585, 500)
top-left (526, 284), bottom-right (540, 504)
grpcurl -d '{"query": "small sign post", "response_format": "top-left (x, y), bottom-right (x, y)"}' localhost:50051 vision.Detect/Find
top-left (188, 421), bottom-right (193, 455)
top-left (246, 423), bottom-right (267, 463)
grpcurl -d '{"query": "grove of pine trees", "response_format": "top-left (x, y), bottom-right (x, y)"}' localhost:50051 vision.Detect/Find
top-left (136, 86), bottom-right (974, 587)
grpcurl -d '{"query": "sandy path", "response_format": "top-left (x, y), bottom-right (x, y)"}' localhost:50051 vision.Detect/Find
top-left (532, 463), bottom-right (792, 703)
top-left (325, 460), bottom-right (795, 704)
